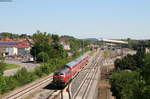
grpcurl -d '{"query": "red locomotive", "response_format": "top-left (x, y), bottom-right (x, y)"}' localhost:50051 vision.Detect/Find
top-left (53, 54), bottom-right (89, 87)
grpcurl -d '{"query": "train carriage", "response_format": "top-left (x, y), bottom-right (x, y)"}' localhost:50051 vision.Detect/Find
top-left (53, 54), bottom-right (89, 87)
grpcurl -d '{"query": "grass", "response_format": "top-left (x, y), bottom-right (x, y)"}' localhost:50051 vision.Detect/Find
top-left (103, 50), bottom-right (111, 58)
top-left (4, 63), bottom-right (21, 70)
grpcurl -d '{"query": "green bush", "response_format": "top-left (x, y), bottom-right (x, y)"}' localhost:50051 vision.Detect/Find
top-left (0, 61), bottom-right (6, 75)
top-left (37, 52), bottom-right (49, 62)
top-left (0, 76), bottom-right (7, 93)
top-left (34, 68), bottom-right (44, 77)
top-left (0, 76), bottom-right (17, 94)
top-left (110, 70), bottom-right (141, 99)
top-left (13, 68), bottom-right (34, 86)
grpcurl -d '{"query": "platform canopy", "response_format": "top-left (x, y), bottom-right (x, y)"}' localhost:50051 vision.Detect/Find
top-left (99, 39), bottom-right (128, 44)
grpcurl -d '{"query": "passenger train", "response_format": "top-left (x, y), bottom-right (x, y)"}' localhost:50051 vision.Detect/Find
top-left (53, 54), bottom-right (89, 87)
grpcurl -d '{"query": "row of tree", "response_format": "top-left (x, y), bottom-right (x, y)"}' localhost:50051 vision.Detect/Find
top-left (110, 41), bottom-right (150, 99)
top-left (0, 32), bottom-right (31, 39)
top-left (30, 31), bottom-right (92, 62)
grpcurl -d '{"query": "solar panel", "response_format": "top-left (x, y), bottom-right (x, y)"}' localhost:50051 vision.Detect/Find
top-left (0, 41), bottom-right (18, 45)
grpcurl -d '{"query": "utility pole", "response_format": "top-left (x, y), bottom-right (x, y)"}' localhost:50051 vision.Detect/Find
top-left (34, 47), bottom-right (36, 63)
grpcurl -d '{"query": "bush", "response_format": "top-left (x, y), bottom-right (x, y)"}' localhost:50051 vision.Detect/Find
top-left (13, 68), bottom-right (34, 86)
top-left (142, 53), bottom-right (150, 84)
top-left (0, 76), bottom-right (6, 93)
top-left (110, 70), bottom-right (141, 99)
top-left (34, 67), bottom-right (44, 77)
top-left (0, 76), bottom-right (17, 94)
top-left (0, 61), bottom-right (6, 75)
top-left (114, 54), bottom-right (138, 70)
top-left (37, 52), bottom-right (49, 62)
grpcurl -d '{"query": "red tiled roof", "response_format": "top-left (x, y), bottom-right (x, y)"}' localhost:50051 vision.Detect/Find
top-left (16, 38), bottom-right (27, 41)
top-left (59, 38), bottom-right (68, 42)
top-left (2, 38), bottom-right (13, 41)
top-left (16, 44), bottom-right (30, 48)
top-left (0, 44), bottom-right (30, 48)
top-left (0, 45), bottom-right (16, 47)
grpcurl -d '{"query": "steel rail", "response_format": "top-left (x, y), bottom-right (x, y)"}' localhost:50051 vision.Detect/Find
top-left (5, 75), bottom-right (53, 99)
top-left (72, 50), bottom-right (101, 99)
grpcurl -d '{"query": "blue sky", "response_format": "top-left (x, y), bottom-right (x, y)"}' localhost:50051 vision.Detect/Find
top-left (0, 0), bottom-right (150, 39)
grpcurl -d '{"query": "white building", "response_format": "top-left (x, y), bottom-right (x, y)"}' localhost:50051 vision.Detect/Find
top-left (0, 41), bottom-right (31, 56)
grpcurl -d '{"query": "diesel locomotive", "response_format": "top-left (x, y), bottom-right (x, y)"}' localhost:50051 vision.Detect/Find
top-left (53, 54), bottom-right (89, 87)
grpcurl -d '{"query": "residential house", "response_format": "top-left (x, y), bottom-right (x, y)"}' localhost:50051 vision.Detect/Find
top-left (59, 38), bottom-right (71, 50)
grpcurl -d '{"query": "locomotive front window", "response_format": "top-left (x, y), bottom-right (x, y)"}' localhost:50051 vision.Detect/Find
top-left (59, 73), bottom-right (64, 75)
top-left (54, 73), bottom-right (59, 76)
top-left (54, 72), bottom-right (64, 76)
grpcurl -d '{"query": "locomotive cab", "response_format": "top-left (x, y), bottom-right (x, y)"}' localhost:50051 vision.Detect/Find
top-left (53, 72), bottom-right (65, 82)
top-left (53, 66), bottom-right (71, 87)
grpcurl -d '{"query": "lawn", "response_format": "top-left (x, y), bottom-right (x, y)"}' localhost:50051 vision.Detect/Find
top-left (4, 63), bottom-right (21, 70)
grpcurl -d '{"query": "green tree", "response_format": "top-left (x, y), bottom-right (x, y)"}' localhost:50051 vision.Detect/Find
top-left (52, 34), bottom-right (59, 42)
top-left (141, 53), bottom-right (150, 84)
top-left (31, 31), bottom-right (52, 60)
top-left (19, 34), bottom-right (27, 38)
top-left (31, 31), bottom-right (67, 61)
top-left (114, 54), bottom-right (137, 70)
top-left (0, 32), bottom-right (19, 39)
top-left (30, 42), bottom-right (51, 60)
top-left (50, 42), bottom-right (67, 58)
top-left (110, 70), bottom-right (142, 99)
top-left (37, 52), bottom-right (49, 62)
top-left (32, 30), bottom-right (51, 43)
top-left (127, 38), bottom-right (139, 50)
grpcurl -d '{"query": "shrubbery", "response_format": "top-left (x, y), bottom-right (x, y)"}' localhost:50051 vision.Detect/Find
top-left (37, 52), bottom-right (49, 62)
top-left (110, 70), bottom-right (143, 99)
top-left (111, 46), bottom-right (150, 99)
top-left (0, 56), bottom-right (6, 75)
top-left (0, 61), bottom-right (6, 75)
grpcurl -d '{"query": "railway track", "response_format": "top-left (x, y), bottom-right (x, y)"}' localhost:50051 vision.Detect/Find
top-left (72, 50), bottom-right (102, 99)
top-left (4, 75), bottom-right (53, 99)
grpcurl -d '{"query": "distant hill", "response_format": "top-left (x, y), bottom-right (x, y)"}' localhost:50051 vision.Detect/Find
top-left (83, 38), bottom-right (99, 41)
